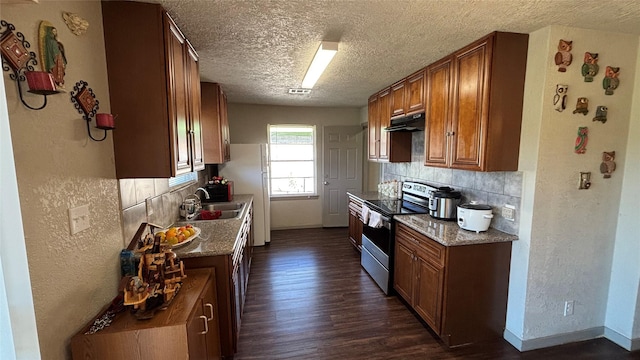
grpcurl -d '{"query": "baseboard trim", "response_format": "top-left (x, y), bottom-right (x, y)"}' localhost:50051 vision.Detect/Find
top-left (504, 327), bottom-right (604, 351)
top-left (604, 327), bottom-right (640, 351)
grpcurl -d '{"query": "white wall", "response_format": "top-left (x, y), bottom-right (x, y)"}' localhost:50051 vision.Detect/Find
top-left (604, 36), bottom-right (640, 349)
top-left (506, 25), bottom-right (639, 350)
top-left (227, 103), bottom-right (361, 229)
top-left (2, 3), bottom-right (123, 359)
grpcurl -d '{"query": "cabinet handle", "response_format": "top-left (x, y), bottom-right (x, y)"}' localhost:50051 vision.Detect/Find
top-left (199, 315), bottom-right (209, 334)
top-left (189, 129), bottom-right (195, 134)
top-left (205, 303), bottom-right (214, 321)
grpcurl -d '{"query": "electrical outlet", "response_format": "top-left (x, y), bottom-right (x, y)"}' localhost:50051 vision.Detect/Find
top-left (69, 204), bottom-right (90, 235)
top-left (502, 204), bottom-right (516, 221)
top-left (564, 300), bottom-right (574, 316)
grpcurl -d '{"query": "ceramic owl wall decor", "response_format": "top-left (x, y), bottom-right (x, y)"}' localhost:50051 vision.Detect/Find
top-left (575, 127), bottom-right (588, 154)
top-left (581, 52), bottom-right (599, 82)
top-left (553, 84), bottom-right (568, 112)
top-left (603, 66), bottom-right (620, 95)
top-left (554, 39), bottom-right (573, 72)
top-left (593, 105), bottom-right (608, 123)
top-left (600, 151), bottom-right (616, 178)
top-left (572, 97), bottom-right (589, 115)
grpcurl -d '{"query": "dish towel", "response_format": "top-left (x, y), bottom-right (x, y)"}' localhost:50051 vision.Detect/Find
top-left (368, 210), bottom-right (383, 228)
top-left (361, 205), bottom-right (371, 224)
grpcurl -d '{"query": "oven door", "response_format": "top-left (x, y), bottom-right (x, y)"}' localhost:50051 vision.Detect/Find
top-left (361, 214), bottom-right (392, 294)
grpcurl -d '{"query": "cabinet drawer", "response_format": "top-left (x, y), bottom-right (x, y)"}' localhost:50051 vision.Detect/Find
top-left (396, 223), bottom-right (445, 267)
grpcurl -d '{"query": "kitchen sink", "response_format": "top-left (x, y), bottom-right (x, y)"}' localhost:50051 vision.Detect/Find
top-left (202, 202), bottom-right (244, 211)
top-left (192, 209), bottom-right (242, 221)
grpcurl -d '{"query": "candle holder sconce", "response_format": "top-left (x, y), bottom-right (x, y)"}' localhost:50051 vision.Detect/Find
top-left (70, 80), bottom-right (113, 141)
top-left (0, 20), bottom-right (59, 110)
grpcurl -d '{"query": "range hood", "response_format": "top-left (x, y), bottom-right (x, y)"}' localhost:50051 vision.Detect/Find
top-left (384, 112), bottom-right (425, 132)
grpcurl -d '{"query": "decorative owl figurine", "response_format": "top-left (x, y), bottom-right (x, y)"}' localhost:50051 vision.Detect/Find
top-left (554, 39), bottom-right (573, 72)
top-left (600, 151), bottom-right (616, 178)
top-left (603, 66), bottom-right (620, 95)
top-left (553, 84), bottom-right (568, 112)
top-left (574, 127), bottom-right (588, 154)
top-left (581, 52), bottom-right (599, 82)
top-left (593, 105), bottom-right (608, 123)
top-left (572, 97), bottom-right (589, 115)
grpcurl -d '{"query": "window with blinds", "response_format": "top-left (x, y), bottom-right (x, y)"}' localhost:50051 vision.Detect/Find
top-left (268, 125), bottom-right (317, 197)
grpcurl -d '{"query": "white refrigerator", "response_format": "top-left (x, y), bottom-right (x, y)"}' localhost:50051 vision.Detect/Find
top-left (219, 144), bottom-right (271, 245)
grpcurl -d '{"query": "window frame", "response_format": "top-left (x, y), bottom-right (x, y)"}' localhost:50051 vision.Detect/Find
top-left (267, 124), bottom-right (318, 199)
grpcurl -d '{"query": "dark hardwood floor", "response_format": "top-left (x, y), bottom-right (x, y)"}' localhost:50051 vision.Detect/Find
top-left (235, 228), bottom-right (638, 360)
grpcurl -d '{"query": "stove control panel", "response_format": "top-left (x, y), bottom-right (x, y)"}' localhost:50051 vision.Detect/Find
top-left (402, 181), bottom-right (437, 198)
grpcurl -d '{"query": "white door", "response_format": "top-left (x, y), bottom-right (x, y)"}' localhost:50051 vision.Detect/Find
top-left (322, 126), bottom-right (362, 227)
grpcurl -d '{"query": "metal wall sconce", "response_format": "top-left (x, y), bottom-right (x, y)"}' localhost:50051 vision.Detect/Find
top-left (0, 20), bottom-right (59, 110)
top-left (70, 80), bottom-right (114, 142)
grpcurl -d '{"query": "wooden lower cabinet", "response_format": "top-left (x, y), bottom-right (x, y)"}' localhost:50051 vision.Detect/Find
top-left (183, 207), bottom-right (253, 359)
top-left (394, 222), bottom-right (511, 347)
top-left (347, 195), bottom-right (364, 251)
top-left (71, 269), bottom-right (220, 360)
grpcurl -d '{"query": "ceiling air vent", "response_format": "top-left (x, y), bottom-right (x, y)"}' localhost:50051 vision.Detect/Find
top-left (288, 88), bottom-right (311, 95)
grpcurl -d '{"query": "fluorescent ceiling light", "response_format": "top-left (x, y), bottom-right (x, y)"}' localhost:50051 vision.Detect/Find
top-left (301, 41), bottom-right (338, 89)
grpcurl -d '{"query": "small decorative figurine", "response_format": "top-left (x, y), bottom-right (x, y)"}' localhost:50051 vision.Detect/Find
top-left (553, 84), bottom-right (568, 112)
top-left (62, 12), bottom-right (89, 36)
top-left (572, 97), bottom-right (589, 115)
top-left (38, 21), bottom-right (66, 89)
top-left (581, 52), bottom-right (599, 82)
top-left (603, 66), bottom-right (620, 95)
top-left (554, 39), bottom-right (573, 72)
top-left (593, 105), bottom-right (608, 123)
top-left (600, 151), bottom-right (616, 178)
top-left (575, 126), bottom-right (588, 154)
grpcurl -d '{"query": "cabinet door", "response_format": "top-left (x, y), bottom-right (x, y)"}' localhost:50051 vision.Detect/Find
top-left (202, 279), bottom-right (222, 359)
top-left (413, 253), bottom-right (445, 334)
top-left (220, 89), bottom-right (231, 162)
top-left (377, 88), bottom-right (392, 160)
top-left (406, 69), bottom-right (426, 115)
top-left (393, 238), bottom-right (415, 303)
top-left (450, 36), bottom-right (492, 171)
top-left (424, 57), bottom-right (452, 167)
top-left (348, 209), bottom-right (358, 248)
top-left (390, 79), bottom-right (406, 118)
top-left (367, 95), bottom-right (379, 160)
top-left (187, 44), bottom-right (205, 171)
top-left (165, 14), bottom-right (191, 176)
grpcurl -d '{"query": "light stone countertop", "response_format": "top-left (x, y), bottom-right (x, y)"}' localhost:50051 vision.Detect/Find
top-left (172, 194), bottom-right (254, 258)
top-left (394, 214), bottom-right (518, 246)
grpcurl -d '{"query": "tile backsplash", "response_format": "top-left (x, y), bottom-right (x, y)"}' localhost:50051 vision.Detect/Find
top-left (118, 172), bottom-right (207, 246)
top-left (383, 132), bottom-right (522, 235)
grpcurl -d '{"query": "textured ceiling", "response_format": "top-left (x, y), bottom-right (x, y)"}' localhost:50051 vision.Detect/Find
top-left (144, 0), bottom-right (640, 108)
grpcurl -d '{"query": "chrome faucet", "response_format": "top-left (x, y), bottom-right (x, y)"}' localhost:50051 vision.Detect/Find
top-left (195, 187), bottom-right (210, 200)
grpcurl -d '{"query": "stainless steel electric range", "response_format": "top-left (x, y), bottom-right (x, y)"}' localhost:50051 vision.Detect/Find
top-left (361, 181), bottom-right (437, 294)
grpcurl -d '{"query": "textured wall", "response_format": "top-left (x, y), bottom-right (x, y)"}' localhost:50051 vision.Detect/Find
top-left (1, 2), bottom-right (122, 359)
top-left (508, 25), bottom-right (638, 347)
top-left (227, 103), bottom-right (361, 229)
top-left (382, 133), bottom-right (523, 235)
top-left (605, 36), bottom-right (640, 345)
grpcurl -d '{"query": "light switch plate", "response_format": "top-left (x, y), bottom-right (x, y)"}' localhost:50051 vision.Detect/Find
top-left (69, 204), bottom-right (90, 235)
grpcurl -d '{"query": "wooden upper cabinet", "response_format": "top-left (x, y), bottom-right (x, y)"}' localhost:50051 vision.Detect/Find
top-left (367, 95), bottom-right (379, 160)
top-left (187, 43), bottom-right (205, 171)
top-left (202, 82), bottom-right (231, 164)
top-left (102, 1), bottom-right (203, 178)
top-left (424, 57), bottom-right (452, 167)
top-left (405, 69), bottom-right (426, 115)
top-left (390, 79), bottom-right (406, 118)
top-left (367, 88), bottom-right (411, 163)
top-left (377, 88), bottom-right (392, 160)
top-left (390, 69), bottom-right (426, 120)
top-left (424, 31), bottom-right (528, 172)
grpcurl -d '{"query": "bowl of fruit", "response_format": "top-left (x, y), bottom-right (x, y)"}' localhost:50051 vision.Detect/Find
top-left (155, 224), bottom-right (200, 248)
